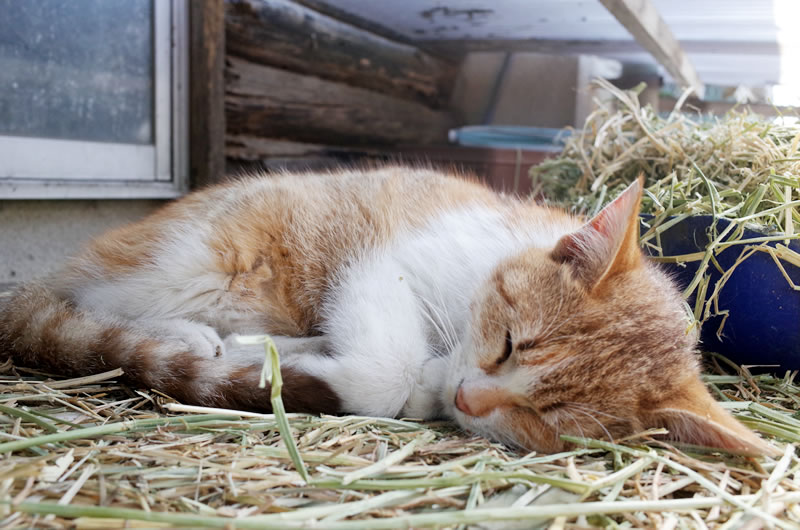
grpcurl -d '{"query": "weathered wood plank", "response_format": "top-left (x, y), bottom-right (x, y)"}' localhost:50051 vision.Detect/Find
top-left (225, 56), bottom-right (454, 147)
top-left (190, 0), bottom-right (226, 188)
top-left (597, 0), bottom-right (704, 97)
top-left (225, 0), bottom-right (457, 107)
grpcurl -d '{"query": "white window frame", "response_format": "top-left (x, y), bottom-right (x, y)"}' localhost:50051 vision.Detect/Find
top-left (0, 1), bottom-right (188, 199)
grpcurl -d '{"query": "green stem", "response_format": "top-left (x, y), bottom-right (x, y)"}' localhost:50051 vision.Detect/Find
top-left (0, 414), bottom-right (240, 454)
top-left (312, 471), bottom-right (589, 494)
top-left (7, 492), bottom-right (800, 529)
top-left (265, 336), bottom-right (310, 483)
top-left (0, 403), bottom-right (59, 433)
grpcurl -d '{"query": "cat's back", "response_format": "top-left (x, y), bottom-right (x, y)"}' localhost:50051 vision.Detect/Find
top-left (207, 166), bottom-right (503, 268)
top-left (77, 167), bottom-right (496, 269)
top-left (211, 167), bottom-right (505, 320)
top-left (61, 167), bottom-right (510, 333)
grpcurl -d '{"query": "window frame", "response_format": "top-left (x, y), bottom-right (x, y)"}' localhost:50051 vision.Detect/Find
top-left (0, 0), bottom-right (189, 199)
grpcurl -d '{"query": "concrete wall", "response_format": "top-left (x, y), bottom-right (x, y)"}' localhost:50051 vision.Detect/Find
top-left (0, 199), bottom-right (164, 284)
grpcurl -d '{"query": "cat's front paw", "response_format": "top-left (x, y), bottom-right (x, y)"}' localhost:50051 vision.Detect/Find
top-left (401, 356), bottom-right (449, 419)
top-left (149, 320), bottom-right (225, 358)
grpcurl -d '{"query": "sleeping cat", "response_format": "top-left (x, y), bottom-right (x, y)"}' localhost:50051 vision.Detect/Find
top-left (0, 167), bottom-right (776, 455)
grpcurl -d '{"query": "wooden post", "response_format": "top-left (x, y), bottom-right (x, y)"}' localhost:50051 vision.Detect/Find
top-left (597, 0), bottom-right (704, 98)
top-left (190, 0), bottom-right (226, 189)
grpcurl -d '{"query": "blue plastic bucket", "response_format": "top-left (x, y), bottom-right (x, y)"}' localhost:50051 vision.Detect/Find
top-left (645, 215), bottom-right (800, 369)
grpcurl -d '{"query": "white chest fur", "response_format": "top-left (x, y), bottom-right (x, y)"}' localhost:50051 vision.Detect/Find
top-left (306, 206), bottom-right (570, 419)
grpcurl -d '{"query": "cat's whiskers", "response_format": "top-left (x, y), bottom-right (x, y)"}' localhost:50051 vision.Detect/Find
top-left (538, 313), bottom-right (580, 344)
top-left (419, 303), bottom-right (450, 353)
top-left (564, 405), bottom-right (614, 443)
top-left (431, 283), bottom-right (460, 353)
top-left (492, 421), bottom-right (525, 452)
top-left (418, 295), bottom-right (457, 354)
top-left (559, 408), bottom-right (586, 441)
top-left (434, 306), bottom-right (458, 354)
top-left (564, 402), bottom-right (625, 422)
top-left (549, 409), bottom-right (562, 440)
top-left (534, 288), bottom-right (566, 341)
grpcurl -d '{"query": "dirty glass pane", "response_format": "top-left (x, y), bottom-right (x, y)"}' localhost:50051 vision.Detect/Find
top-left (0, 0), bottom-right (153, 144)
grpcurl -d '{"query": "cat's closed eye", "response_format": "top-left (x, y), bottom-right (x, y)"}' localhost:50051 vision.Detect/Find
top-left (496, 330), bottom-right (513, 365)
top-left (496, 331), bottom-right (541, 366)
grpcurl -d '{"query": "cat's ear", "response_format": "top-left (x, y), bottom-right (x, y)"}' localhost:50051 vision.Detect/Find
top-left (648, 376), bottom-right (781, 456)
top-left (551, 175), bottom-right (644, 289)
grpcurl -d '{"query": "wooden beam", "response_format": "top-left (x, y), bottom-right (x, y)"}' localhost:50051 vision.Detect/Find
top-left (190, 0), bottom-right (226, 189)
top-left (422, 39), bottom-right (781, 59)
top-left (597, 0), bottom-right (704, 97)
top-left (422, 39), bottom-right (607, 59)
top-left (291, 0), bottom-right (423, 51)
top-left (225, 0), bottom-right (457, 108)
top-left (225, 56), bottom-right (454, 149)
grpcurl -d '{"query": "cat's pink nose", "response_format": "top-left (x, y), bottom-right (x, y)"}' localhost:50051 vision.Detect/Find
top-left (455, 386), bottom-right (475, 416)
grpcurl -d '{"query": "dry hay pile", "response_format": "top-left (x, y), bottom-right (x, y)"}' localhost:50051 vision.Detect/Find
top-left (531, 79), bottom-right (800, 217)
top-left (531, 79), bottom-right (800, 331)
top-left (1, 345), bottom-right (799, 528)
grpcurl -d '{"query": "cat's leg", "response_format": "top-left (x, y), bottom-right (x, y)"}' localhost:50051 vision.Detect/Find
top-left (401, 354), bottom-right (450, 419)
top-left (124, 328), bottom-right (341, 413)
top-left (222, 333), bottom-right (447, 418)
top-left (90, 314), bottom-right (341, 412)
top-left (123, 323), bottom-right (340, 411)
top-left (280, 257), bottom-right (442, 419)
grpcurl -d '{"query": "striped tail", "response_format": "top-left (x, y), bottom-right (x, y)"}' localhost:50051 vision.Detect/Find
top-left (0, 283), bottom-right (340, 413)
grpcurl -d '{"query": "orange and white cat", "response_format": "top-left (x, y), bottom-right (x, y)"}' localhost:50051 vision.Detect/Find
top-left (0, 167), bottom-right (776, 455)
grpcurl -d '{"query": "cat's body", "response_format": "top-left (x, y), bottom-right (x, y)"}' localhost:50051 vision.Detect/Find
top-left (0, 167), bottom-right (776, 455)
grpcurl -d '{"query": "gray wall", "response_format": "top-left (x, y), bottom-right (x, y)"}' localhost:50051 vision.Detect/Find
top-left (450, 52), bottom-right (621, 129)
top-left (0, 199), bottom-right (163, 284)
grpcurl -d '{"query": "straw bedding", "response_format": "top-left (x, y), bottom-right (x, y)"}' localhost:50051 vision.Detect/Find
top-left (2, 360), bottom-right (800, 528)
top-left (1, 300), bottom-right (799, 528)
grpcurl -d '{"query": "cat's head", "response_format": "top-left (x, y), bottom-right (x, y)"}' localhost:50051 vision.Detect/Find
top-left (446, 177), bottom-right (778, 456)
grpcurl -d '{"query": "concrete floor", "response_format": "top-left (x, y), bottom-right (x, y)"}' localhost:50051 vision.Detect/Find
top-left (0, 199), bottom-right (164, 283)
